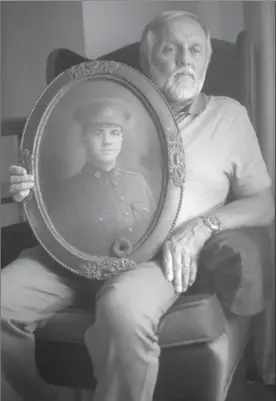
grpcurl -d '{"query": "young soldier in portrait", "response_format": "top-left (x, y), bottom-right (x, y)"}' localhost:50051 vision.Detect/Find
top-left (50, 98), bottom-right (156, 256)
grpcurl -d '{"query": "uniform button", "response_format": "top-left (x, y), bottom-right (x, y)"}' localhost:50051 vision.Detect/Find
top-left (120, 196), bottom-right (124, 201)
top-left (113, 182), bottom-right (118, 187)
top-left (124, 212), bottom-right (129, 217)
top-left (95, 172), bottom-right (101, 178)
top-left (143, 208), bottom-right (148, 212)
top-left (99, 217), bottom-right (104, 222)
top-left (128, 227), bottom-right (133, 232)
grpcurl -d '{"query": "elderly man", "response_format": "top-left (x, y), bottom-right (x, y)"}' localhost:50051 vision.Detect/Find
top-left (50, 98), bottom-right (155, 256)
top-left (2, 10), bottom-right (274, 401)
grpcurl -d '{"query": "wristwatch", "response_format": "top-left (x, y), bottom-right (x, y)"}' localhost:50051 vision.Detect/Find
top-left (201, 214), bottom-right (221, 234)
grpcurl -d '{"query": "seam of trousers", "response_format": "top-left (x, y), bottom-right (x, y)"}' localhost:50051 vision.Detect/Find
top-left (137, 329), bottom-right (158, 401)
top-left (137, 291), bottom-right (178, 401)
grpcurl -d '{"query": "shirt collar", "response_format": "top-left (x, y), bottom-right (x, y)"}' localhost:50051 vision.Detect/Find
top-left (188, 93), bottom-right (208, 115)
top-left (175, 93), bottom-right (208, 119)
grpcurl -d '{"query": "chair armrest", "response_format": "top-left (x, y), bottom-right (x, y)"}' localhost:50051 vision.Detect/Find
top-left (199, 227), bottom-right (272, 316)
top-left (1, 222), bottom-right (38, 268)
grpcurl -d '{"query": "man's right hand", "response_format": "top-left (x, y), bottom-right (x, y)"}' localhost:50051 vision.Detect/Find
top-left (9, 165), bottom-right (34, 202)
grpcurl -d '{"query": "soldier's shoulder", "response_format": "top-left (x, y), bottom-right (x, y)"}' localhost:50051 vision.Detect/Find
top-left (117, 168), bottom-right (149, 185)
top-left (117, 168), bottom-right (144, 178)
top-left (64, 171), bottom-right (83, 184)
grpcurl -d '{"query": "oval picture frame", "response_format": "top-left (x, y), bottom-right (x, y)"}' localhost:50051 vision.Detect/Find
top-left (20, 60), bottom-right (185, 280)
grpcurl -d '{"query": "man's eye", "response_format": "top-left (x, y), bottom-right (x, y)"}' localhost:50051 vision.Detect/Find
top-left (95, 130), bottom-right (102, 136)
top-left (163, 45), bottom-right (175, 55)
top-left (190, 46), bottom-right (201, 55)
top-left (111, 130), bottom-right (121, 136)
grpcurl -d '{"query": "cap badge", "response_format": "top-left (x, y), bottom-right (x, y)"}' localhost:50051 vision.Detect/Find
top-left (104, 107), bottom-right (113, 117)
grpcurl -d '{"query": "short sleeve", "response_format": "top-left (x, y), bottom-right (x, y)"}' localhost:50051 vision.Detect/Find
top-left (229, 105), bottom-right (272, 198)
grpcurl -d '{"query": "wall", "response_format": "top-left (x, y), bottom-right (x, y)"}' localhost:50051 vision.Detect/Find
top-left (196, 1), bottom-right (244, 43)
top-left (243, 2), bottom-right (275, 384)
top-left (1, 1), bottom-right (85, 119)
top-left (243, 1), bottom-right (275, 196)
top-left (1, 1), bottom-right (85, 227)
top-left (82, 1), bottom-right (244, 58)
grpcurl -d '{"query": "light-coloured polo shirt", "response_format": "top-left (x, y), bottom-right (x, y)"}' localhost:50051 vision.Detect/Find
top-left (174, 94), bottom-right (272, 229)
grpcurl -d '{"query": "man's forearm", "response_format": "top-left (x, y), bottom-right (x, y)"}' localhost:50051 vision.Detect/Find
top-left (215, 188), bottom-right (275, 231)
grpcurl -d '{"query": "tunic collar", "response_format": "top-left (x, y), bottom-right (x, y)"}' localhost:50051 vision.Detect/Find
top-left (81, 162), bottom-right (119, 179)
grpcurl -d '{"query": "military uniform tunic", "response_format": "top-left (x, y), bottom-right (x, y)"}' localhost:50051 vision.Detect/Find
top-left (49, 163), bottom-right (156, 256)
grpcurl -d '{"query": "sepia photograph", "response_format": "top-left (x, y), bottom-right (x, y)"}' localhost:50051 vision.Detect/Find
top-left (1, 2), bottom-right (275, 401)
top-left (18, 60), bottom-right (184, 273)
top-left (37, 78), bottom-right (162, 257)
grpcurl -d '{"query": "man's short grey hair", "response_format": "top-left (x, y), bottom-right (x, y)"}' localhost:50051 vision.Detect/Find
top-left (139, 10), bottom-right (212, 75)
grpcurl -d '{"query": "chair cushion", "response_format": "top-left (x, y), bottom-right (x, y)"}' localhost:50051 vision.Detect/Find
top-left (35, 307), bottom-right (251, 398)
top-left (155, 313), bottom-right (251, 401)
top-left (36, 290), bottom-right (226, 347)
top-left (200, 227), bottom-right (272, 315)
top-left (158, 292), bottom-right (226, 347)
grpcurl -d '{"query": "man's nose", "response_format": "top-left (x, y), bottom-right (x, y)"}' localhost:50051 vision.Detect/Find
top-left (176, 47), bottom-right (191, 67)
top-left (102, 132), bottom-right (112, 144)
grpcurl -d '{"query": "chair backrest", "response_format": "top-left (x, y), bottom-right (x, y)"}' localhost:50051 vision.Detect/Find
top-left (46, 31), bottom-right (253, 110)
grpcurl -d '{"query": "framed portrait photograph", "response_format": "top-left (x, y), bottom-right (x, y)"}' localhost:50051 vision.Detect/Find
top-left (20, 60), bottom-right (185, 279)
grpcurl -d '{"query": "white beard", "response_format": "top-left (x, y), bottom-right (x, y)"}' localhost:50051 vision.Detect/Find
top-left (149, 65), bottom-right (207, 104)
top-left (166, 75), bottom-right (204, 101)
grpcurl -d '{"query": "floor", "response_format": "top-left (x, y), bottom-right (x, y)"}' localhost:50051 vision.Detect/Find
top-left (3, 381), bottom-right (273, 401)
top-left (228, 381), bottom-right (275, 401)
top-left (153, 382), bottom-right (275, 401)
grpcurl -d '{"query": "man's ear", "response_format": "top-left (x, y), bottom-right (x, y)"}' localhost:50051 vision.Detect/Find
top-left (80, 125), bottom-right (89, 139)
top-left (80, 130), bottom-right (87, 146)
top-left (140, 53), bottom-right (150, 77)
top-left (140, 30), bottom-right (156, 77)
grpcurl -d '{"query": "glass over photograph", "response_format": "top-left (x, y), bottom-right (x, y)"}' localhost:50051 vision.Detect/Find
top-left (38, 78), bottom-right (163, 257)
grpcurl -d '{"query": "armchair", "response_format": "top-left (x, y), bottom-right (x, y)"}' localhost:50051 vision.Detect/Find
top-left (1, 31), bottom-right (269, 401)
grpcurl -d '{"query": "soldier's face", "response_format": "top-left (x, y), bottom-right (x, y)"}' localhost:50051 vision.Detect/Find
top-left (148, 17), bottom-right (209, 104)
top-left (83, 123), bottom-right (124, 165)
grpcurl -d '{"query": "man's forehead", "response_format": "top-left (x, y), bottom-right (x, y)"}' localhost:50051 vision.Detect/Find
top-left (155, 16), bottom-right (207, 42)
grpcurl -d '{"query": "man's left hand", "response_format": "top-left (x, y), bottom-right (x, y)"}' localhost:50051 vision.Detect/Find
top-left (162, 217), bottom-right (213, 293)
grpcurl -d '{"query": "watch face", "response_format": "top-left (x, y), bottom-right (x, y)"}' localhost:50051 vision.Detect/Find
top-left (203, 215), bottom-right (220, 232)
top-left (209, 216), bottom-right (220, 231)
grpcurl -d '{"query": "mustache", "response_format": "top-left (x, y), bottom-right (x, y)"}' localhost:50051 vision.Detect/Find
top-left (171, 68), bottom-right (196, 80)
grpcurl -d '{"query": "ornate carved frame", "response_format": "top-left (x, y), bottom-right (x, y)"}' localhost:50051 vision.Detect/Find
top-left (20, 61), bottom-right (185, 279)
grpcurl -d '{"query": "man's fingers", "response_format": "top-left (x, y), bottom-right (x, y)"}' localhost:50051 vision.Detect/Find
top-left (9, 165), bottom-right (27, 175)
top-left (13, 190), bottom-right (30, 203)
top-left (172, 249), bottom-right (182, 293)
top-left (181, 252), bottom-right (192, 292)
top-left (163, 242), bottom-right (174, 282)
top-left (189, 259), bottom-right (198, 286)
top-left (182, 268), bottom-right (190, 292)
top-left (10, 174), bottom-right (34, 184)
top-left (10, 182), bottom-right (34, 193)
top-left (9, 164), bottom-right (34, 202)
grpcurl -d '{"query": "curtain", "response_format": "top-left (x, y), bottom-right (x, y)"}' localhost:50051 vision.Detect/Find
top-left (243, 1), bottom-right (275, 385)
